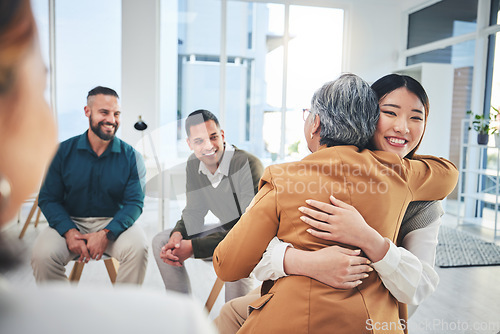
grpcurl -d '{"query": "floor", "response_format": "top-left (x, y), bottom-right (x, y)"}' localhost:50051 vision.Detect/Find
top-left (408, 201), bottom-right (500, 334)
top-left (3, 198), bottom-right (500, 333)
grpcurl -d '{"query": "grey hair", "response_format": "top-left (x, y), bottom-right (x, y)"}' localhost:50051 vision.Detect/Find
top-left (311, 73), bottom-right (379, 149)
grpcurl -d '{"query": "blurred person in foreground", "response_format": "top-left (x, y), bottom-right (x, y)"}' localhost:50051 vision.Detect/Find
top-left (0, 1), bottom-right (215, 333)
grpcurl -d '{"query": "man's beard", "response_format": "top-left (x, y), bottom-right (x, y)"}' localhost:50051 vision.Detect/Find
top-left (89, 114), bottom-right (118, 141)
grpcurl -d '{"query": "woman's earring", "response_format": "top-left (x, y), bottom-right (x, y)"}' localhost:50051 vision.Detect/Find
top-left (0, 173), bottom-right (12, 214)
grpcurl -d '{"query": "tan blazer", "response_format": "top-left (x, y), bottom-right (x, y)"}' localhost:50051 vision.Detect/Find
top-left (214, 146), bottom-right (458, 334)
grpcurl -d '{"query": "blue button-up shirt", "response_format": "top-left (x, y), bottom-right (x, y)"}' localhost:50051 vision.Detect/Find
top-left (39, 131), bottom-right (145, 240)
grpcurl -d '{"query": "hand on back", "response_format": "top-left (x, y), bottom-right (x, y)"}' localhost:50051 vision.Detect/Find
top-left (299, 195), bottom-right (390, 262)
top-left (299, 195), bottom-right (375, 248)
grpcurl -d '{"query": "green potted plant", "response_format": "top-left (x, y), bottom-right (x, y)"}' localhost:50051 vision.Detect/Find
top-left (467, 110), bottom-right (498, 145)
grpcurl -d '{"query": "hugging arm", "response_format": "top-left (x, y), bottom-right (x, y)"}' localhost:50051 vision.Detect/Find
top-left (290, 155), bottom-right (455, 299)
top-left (373, 201), bottom-right (443, 315)
top-left (214, 175), bottom-right (279, 282)
top-left (254, 198), bottom-right (442, 308)
top-left (373, 218), bottom-right (440, 316)
top-left (253, 236), bottom-right (372, 289)
top-left (252, 195), bottom-right (381, 289)
top-left (299, 198), bottom-right (442, 306)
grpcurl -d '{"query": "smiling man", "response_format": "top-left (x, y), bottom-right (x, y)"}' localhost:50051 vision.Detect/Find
top-left (152, 109), bottom-right (263, 301)
top-left (31, 86), bottom-right (148, 285)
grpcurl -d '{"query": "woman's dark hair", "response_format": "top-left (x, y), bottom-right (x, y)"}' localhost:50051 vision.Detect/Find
top-left (370, 74), bottom-right (430, 158)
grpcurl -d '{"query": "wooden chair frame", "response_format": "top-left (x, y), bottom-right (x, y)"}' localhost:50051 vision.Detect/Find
top-left (18, 196), bottom-right (41, 239)
top-left (19, 195), bottom-right (224, 310)
top-left (68, 256), bottom-right (120, 284)
top-left (205, 277), bottom-right (224, 313)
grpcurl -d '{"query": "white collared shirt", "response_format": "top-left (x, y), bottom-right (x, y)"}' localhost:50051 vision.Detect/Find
top-left (198, 144), bottom-right (235, 188)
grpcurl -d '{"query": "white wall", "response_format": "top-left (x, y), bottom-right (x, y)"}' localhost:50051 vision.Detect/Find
top-left (396, 63), bottom-right (454, 158)
top-left (121, 0), bottom-right (160, 150)
top-left (342, 0), bottom-right (405, 83)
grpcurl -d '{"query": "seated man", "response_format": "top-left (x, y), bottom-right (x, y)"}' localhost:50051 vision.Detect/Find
top-left (31, 86), bottom-right (148, 285)
top-left (152, 109), bottom-right (263, 301)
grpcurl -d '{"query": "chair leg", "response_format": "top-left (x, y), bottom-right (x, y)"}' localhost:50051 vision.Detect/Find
top-left (69, 261), bottom-right (85, 283)
top-left (104, 258), bottom-right (120, 284)
top-left (18, 197), bottom-right (39, 239)
top-left (205, 277), bottom-right (225, 313)
top-left (34, 209), bottom-right (42, 227)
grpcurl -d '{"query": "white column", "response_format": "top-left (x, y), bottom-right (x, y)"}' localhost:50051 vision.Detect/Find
top-left (122, 0), bottom-right (162, 229)
top-left (465, 0), bottom-right (491, 219)
top-left (121, 0), bottom-right (160, 148)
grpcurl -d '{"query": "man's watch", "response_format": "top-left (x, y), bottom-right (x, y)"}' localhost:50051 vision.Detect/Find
top-left (102, 228), bottom-right (113, 240)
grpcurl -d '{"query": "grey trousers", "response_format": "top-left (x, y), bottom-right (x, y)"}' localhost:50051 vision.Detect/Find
top-left (31, 217), bottom-right (148, 285)
top-left (152, 228), bottom-right (253, 302)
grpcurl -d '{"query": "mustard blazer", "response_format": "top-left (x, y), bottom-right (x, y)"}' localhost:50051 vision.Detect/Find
top-left (214, 146), bottom-right (458, 334)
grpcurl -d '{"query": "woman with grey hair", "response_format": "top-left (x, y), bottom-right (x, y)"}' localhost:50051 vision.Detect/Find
top-left (309, 73), bottom-right (379, 149)
top-left (213, 74), bottom-right (457, 334)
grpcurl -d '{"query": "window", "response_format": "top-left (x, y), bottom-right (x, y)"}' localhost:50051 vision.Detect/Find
top-left (264, 4), bottom-right (344, 160)
top-left (407, 0), bottom-right (500, 228)
top-left (166, 1), bottom-right (344, 159)
top-left (490, 0), bottom-right (500, 26)
top-left (483, 2), bottom-right (500, 174)
top-left (31, 0), bottom-right (51, 110)
top-left (407, 0), bottom-right (477, 49)
top-left (176, 0), bottom-right (221, 148)
top-left (224, 1), bottom-right (260, 146)
top-left (406, 5), bottom-right (477, 191)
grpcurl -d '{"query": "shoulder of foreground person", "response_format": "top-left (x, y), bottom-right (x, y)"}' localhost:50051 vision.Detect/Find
top-left (0, 285), bottom-right (217, 334)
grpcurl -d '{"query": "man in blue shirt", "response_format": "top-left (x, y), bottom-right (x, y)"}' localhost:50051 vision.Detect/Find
top-left (31, 86), bottom-right (148, 285)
